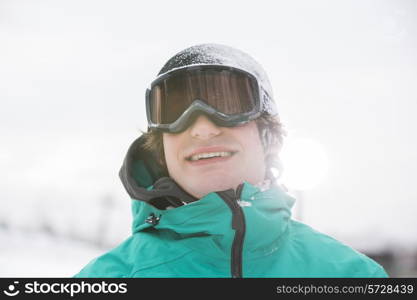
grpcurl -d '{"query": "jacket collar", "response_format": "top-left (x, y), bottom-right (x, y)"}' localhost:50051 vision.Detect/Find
top-left (130, 181), bottom-right (295, 259)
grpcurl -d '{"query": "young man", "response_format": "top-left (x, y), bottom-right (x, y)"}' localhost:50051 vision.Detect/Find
top-left (75, 44), bottom-right (387, 278)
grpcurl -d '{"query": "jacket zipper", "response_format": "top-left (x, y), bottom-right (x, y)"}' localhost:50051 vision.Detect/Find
top-left (217, 183), bottom-right (245, 278)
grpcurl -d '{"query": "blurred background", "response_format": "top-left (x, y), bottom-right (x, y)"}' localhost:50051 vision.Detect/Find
top-left (1, 0), bottom-right (416, 277)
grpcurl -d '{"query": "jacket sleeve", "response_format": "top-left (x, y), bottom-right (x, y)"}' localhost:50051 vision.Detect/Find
top-left (370, 264), bottom-right (389, 278)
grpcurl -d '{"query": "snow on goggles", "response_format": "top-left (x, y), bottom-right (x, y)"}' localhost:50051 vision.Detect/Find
top-left (145, 65), bottom-right (267, 133)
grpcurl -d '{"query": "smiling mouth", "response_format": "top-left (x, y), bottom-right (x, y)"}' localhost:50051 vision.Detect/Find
top-left (185, 151), bottom-right (237, 161)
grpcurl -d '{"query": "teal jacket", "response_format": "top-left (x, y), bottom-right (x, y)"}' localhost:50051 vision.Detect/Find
top-left (74, 136), bottom-right (388, 278)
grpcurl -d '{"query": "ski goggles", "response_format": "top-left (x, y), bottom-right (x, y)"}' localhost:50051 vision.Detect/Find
top-left (145, 65), bottom-right (273, 133)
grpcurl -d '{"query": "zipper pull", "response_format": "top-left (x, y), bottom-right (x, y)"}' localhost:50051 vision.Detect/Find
top-left (236, 183), bottom-right (251, 207)
top-left (235, 183), bottom-right (244, 200)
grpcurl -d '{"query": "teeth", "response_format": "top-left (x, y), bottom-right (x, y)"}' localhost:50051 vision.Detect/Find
top-left (189, 151), bottom-right (233, 161)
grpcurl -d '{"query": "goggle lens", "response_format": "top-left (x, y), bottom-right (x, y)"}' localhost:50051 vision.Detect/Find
top-left (149, 68), bottom-right (259, 125)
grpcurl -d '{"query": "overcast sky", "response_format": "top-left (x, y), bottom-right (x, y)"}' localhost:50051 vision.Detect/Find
top-left (1, 0), bottom-right (416, 252)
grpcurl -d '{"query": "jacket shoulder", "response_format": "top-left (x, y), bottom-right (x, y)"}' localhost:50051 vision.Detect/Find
top-left (73, 236), bottom-right (139, 278)
top-left (288, 220), bottom-right (388, 277)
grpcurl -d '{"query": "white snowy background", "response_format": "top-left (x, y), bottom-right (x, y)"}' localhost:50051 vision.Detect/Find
top-left (1, 0), bottom-right (416, 277)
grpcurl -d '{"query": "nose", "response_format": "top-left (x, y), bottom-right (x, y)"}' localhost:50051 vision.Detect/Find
top-left (188, 114), bottom-right (222, 140)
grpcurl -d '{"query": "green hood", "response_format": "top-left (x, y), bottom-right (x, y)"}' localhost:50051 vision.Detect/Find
top-left (75, 135), bottom-right (388, 278)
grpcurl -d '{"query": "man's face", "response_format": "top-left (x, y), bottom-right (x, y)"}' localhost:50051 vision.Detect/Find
top-left (163, 115), bottom-right (266, 199)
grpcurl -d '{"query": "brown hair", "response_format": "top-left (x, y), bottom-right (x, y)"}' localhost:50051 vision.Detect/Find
top-left (141, 115), bottom-right (286, 181)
